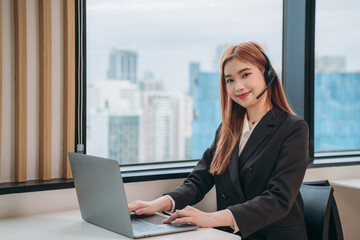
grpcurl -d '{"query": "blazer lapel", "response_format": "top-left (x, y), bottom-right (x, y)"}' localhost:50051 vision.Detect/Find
top-left (238, 107), bottom-right (279, 169)
top-left (228, 139), bottom-right (245, 197)
top-left (226, 107), bottom-right (282, 197)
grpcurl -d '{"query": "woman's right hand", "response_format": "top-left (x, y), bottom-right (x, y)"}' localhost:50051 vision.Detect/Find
top-left (128, 196), bottom-right (172, 215)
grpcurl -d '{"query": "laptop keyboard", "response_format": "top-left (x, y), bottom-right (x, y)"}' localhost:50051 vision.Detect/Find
top-left (132, 218), bottom-right (167, 234)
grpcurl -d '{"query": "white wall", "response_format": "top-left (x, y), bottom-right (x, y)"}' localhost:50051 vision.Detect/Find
top-left (0, 177), bottom-right (216, 220)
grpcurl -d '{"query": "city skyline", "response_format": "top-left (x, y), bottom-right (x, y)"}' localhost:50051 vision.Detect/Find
top-left (87, 44), bottom-right (360, 164)
top-left (85, 0), bottom-right (360, 163)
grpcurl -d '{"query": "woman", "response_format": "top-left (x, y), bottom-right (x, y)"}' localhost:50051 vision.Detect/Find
top-left (128, 42), bottom-right (309, 240)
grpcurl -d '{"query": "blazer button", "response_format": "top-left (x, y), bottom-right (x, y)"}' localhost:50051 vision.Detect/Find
top-left (222, 194), bottom-right (228, 200)
top-left (249, 167), bottom-right (253, 173)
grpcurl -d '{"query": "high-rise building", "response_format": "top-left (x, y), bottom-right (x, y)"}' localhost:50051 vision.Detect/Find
top-left (108, 115), bottom-right (140, 163)
top-left (189, 63), bottom-right (221, 159)
top-left (87, 79), bottom-right (142, 164)
top-left (141, 92), bottom-right (192, 162)
top-left (93, 79), bottom-right (141, 114)
top-left (88, 111), bottom-right (141, 164)
top-left (189, 62), bottom-right (200, 96)
top-left (138, 78), bottom-right (164, 92)
top-left (182, 96), bottom-right (193, 160)
top-left (143, 94), bottom-right (175, 162)
top-left (107, 49), bottom-right (138, 83)
top-left (314, 72), bottom-right (360, 152)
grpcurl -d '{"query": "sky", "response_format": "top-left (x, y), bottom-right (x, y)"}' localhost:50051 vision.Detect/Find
top-left (315, 0), bottom-right (360, 71)
top-left (86, 0), bottom-right (360, 93)
top-left (86, 0), bottom-right (283, 92)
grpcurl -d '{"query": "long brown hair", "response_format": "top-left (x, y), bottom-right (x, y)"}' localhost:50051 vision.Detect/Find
top-left (209, 42), bottom-right (294, 175)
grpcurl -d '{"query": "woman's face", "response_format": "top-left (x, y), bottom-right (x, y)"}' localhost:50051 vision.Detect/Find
top-left (224, 58), bottom-right (267, 109)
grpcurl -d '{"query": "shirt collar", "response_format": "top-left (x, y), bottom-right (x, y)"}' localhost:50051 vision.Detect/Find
top-left (242, 112), bottom-right (259, 136)
top-left (242, 113), bottom-right (251, 135)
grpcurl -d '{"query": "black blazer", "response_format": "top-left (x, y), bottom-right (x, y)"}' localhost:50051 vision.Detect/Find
top-left (166, 106), bottom-right (309, 240)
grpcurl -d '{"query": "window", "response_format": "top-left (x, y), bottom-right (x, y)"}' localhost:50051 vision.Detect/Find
top-left (314, 0), bottom-right (360, 155)
top-left (3, 0), bottom-right (360, 195)
top-left (86, 0), bottom-right (283, 164)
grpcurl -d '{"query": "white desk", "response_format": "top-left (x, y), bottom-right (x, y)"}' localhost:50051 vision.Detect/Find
top-left (330, 178), bottom-right (360, 240)
top-left (331, 178), bottom-right (360, 190)
top-left (0, 210), bottom-right (241, 240)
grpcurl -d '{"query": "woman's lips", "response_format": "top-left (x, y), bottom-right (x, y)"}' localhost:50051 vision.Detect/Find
top-left (237, 92), bottom-right (250, 99)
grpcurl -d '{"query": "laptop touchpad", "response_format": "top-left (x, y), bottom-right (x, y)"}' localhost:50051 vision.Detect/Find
top-left (131, 213), bottom-right (167, 225)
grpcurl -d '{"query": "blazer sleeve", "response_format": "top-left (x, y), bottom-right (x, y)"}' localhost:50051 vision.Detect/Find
top-left (164, 124), bottom-right (221, 210)
top-left (227, 119), bottom-right (309, 238)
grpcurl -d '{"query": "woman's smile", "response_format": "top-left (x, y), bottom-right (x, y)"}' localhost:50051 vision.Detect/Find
top-left (237, 91), bottom-right (251, 99)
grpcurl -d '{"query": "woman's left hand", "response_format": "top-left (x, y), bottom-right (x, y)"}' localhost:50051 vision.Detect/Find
top-left (162, 206), bottom-right (234, 228)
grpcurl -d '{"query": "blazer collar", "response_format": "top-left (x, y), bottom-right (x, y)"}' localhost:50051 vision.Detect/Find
top-left (239, 106), bottom-right (282, 167)
top-left (228, 106), bottom-right (284, 195)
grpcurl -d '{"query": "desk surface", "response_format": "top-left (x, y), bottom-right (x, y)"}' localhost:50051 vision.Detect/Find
top-left (0, 210), bottom-right (241, 240)
top-left (331, 178), bottom-right (360, 190)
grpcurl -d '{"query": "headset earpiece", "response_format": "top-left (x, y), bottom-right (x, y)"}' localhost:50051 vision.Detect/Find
top-left (256, 48), bottom-right (276, 100)
top-left (266, 70), bottom-right (276, 85)
top-left (258, 48), bottom-right (275, 85)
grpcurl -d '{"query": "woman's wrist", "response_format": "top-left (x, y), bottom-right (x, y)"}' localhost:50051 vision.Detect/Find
top-left (210, 209), bottom-right (235, 228)
top-left (152, 196), bottom-right (173, 212)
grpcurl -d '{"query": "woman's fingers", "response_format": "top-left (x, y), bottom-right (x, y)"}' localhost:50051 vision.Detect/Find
top-left (128, 200), bottom-right (147, 213)
top-left (128, 197), bottom-right (173, 215)
top-left (128, 201), bottom-right (139, 213)
top-left (163, 208), bottom-right (193, 224)
top-left (128, 200), bottom-right (158, 215)
top-left (171, 217), bottom-right (193, 225)
top-left (163, 210), bottom-right (183, 223)
top-left (162, 206), bottom-right (214, 227)
top-left (135, 207), bottom-right (152, 215)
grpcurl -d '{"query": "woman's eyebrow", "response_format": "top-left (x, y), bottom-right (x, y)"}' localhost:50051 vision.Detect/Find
top-left (225, 68), bottom-right (251, 78)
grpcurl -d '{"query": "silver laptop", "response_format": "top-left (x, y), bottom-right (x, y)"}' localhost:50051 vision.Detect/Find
top-left (68, 152), bottom-right (198, 239)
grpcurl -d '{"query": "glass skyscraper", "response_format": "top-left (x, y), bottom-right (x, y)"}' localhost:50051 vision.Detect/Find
top-left (315, 72), bottom-right (360, 152)
top-left (107, 49), bottom-right (138, 83)
top-left (189, 63), bottom-right (221, 159)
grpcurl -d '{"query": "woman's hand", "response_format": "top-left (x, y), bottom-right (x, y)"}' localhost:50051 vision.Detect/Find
top-left (162, 206), bottom-right (235, 228)
top-left (128, 196), bottom-right (172, 215)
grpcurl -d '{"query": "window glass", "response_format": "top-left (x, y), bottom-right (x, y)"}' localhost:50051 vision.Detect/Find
top-left (86, 0), bottom-right (283, 164)
top-left (314, 0), bottom-right (360, 153)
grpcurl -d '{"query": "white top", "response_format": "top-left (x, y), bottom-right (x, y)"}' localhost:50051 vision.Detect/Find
top-left (166, 113), bottom-right (258, 235)
top-left (238, 113), bottom-right (259, 156)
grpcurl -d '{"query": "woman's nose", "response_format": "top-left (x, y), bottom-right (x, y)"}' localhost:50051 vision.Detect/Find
top-left (235, 80), bottom-right (243, 92)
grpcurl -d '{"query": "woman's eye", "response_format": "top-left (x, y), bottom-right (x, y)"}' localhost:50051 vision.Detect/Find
top-left (226, 79), bottom-right (233, 83)
top-left (242, 73), bottom-right (251, 78)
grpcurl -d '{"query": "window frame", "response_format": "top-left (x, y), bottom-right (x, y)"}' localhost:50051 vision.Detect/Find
top-left (283, 0), bottom-right (360, 166)
top-left (2, 0), bottom-right (360, 196)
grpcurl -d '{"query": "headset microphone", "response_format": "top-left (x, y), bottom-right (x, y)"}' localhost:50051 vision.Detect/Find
top-left (256, 73), bottom-right (275, 99)
top-left (256, 48), bottom-right (276, 100)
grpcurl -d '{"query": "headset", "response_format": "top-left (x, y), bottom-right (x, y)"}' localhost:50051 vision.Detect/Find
top-left (256, 48), bottom-right (276, 100)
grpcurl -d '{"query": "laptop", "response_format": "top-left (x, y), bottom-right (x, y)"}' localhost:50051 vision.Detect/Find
top-left (68, 152), bottom-right (198, 239)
